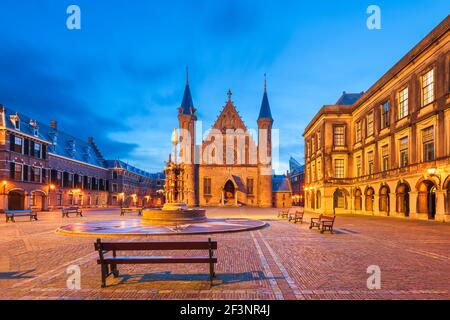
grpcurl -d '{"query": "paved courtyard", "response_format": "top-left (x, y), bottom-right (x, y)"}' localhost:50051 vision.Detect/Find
top-left (0, 207), bottom-right (449, 300)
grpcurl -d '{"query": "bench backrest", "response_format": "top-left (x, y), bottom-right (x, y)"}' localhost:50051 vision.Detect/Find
top-left (5, 210), bottom-right (33, 214)
top-left (95, 239), bottom-right (217, 252)
top-left (320, 215), bottom-right (335, 221)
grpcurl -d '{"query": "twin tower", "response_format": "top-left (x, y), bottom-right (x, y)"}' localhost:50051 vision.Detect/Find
top-left (174, 73), bottom-right (274, 208)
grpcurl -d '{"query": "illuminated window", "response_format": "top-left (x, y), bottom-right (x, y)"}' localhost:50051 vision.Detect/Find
top-left (247, 178), bottom-right (254, 195)
top-left (399, 137), bottom-right (409, 167)
top-left (356, 156), bottom-right (362, 177)
top-left (355, 121), bottom-right (362, 143)
top-left (381, 145), bottom-right (389, 171)
top-left (14, 163), bottom-right (23, 181)
top-left (203, 177), bottom-right (212, 195)
top-left (367, 111), bottom-right (374, 136)
top-left (421, 69), bottom-right (434, 106)
top-left (14, 137), bottom-right (23, 153)
top-left (334, 159), bottom-right (344, 178)
top-left (34, 143), bottom-right (41, 158)
top-left (334, 126), bottom-right (345, 146)
top-left (367, 151), bottom-right (374, 175)
top-left (398, 87), bottom-right (409, 119)
top-left (422, 126), bottom-right (434, 162)
top-left (32, 167), bottom-right (41, 183)
top-left (380, 101), bottom-right (390, 129)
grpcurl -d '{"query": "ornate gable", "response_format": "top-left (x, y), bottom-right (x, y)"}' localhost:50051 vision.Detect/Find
top-left (201, 90), bottom-right (258, 166)
top-left (211, 90), bottom-right (248, 133)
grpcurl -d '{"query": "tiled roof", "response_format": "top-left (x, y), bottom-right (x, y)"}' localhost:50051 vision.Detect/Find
top-left (289, 156), bottom-right (304, 173)
top-left (105, 160), bottom-right (164, 179)
top-left (335, 92), bottom-right (363, 105)
top-left (1, 106), bottom-right (159, 177)
top-left (2, 107), bottom-right (107, 167)
top-left (272, 174), bottom-right (291, 192)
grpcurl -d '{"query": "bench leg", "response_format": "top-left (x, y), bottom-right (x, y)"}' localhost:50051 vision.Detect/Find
top-left (209, 262), bottom-right (215, 286)
top-left (112, 264), bottom-right (119, 278)
top-left (101, 264), bottom-right (108, 288)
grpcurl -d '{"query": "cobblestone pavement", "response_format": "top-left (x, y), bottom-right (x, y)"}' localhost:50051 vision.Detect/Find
top-left (0, 207), bottom-right (449, 300)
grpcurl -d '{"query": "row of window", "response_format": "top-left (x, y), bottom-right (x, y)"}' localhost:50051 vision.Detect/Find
top-left (306, 69), bottom-right (436, 153)
top-left (354, 69), bottom-right (435, 144)
top-left (9, 163), bottom-right (112, 191)
top-left (308, 125), bottom-right (436, 181)
top-left (10, 134), bottom-right (47, 159)
top-left (335, 126), bottom-right (434, 179)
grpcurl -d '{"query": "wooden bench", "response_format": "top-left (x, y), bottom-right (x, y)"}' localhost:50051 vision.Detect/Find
top-left (120, 207), bottom-right (143, 216)
top-left (277, 209), bottom-right (289, 219)
top-left (62, 207), bottom-right (83, 218)
top-left (309, 214), bottom-right (336, 233)
top-left (288, 211), bottom-right (304, 224)
top-left (94, 238), bottom-right (218, 288)
top-left (5, 210), bottom-right (38, 223)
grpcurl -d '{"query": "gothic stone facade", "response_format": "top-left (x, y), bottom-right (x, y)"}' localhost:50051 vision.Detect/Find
top-left (303, 16), bottom-right (450, 222)
top-left (175, 79), bottom-right (278, 207)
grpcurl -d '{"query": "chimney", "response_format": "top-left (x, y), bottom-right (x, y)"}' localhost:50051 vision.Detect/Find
top-left (50, 120), bottom-right (57, 130)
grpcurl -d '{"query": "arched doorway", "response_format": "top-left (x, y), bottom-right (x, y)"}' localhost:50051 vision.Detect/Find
top-left (31, 191), bottom-right (46, 211)
top-left (316, 190), bottom-right (321, 210)
top-left (354, 189), bottom-right (362, 211)
top-left (396, 183), bottom-right (410, 217)
top-left (417, 180), bottom-right (436, 220)
top-left (8, 190), bottom-right (25, 210)
top-left (223, 180), bottom-right (235, 204)
top-left (379, 185), bottom-right (390, 216)
top-left (365, 187), bottom-right (374, 213)
top-left (333, 189), bottom-right (346, 210)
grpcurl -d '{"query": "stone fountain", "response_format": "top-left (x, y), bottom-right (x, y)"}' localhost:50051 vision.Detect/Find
top-left (141, 128), bottom-right (206, 225)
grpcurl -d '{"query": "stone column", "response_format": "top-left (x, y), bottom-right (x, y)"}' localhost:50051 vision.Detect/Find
top-left (409, 191), bottom-right (418, 219)
top-left (221, 190), bottom-right (224, 206)
top-left (373, 194), bottom-right (380, 216)
top-left (234, 190), bottom-right (238, 206)
top-left (25, 193), bottom-right (31, 210)
top-left (389, 192), bottom-right (396, 217)
top-left (435, 190), bottom-right (446, 222)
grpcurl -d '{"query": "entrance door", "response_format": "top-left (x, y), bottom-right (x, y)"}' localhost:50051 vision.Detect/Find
top-left (428, 186), bottom-right (436, 219)
top-left (8, 191), bottom-right (25, 210)
top-left (224, 180), bottom-right (235, 204)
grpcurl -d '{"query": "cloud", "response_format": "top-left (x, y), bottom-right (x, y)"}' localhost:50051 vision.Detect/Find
top-left (0, 41), bottom-right (137, 160)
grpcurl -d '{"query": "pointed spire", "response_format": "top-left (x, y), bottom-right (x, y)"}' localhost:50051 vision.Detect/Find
top-left (186, 66), bottom-right (189, 85)
top-left (180, 69), bottom-right (195, 115)
top-left (258, 74), bottom-right (273, 120)
top-left (264, 73), bottom-right (267, 92)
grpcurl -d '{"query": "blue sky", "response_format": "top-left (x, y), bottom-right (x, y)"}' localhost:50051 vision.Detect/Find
top-left (0, 1), bottom-right (448, 173)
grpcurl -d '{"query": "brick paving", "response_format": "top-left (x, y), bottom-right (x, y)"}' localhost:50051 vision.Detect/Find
top-left (0, 207), bottom-right (449, 300)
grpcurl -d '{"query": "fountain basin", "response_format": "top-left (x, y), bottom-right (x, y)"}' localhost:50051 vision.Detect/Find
top-left (141, 207), bottom-right (207, 225)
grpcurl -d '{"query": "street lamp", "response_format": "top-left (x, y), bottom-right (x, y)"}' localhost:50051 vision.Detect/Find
top-left (427, 167), bottom-right (437, 175)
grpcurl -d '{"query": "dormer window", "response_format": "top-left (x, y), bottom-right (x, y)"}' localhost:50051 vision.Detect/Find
top-left (30, 120), bottom-right (39, 136)
top-left (10, 114), bottom-right (20, 130)
top-left (67, 140), bottom-right (76, 157)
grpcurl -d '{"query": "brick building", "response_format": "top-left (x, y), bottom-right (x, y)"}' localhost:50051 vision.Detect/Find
top-left (0, 107), bottom-right (164, 211)
top-left (272, 174), bottom-right (293, 208)
top-left (303, 16), bottom-right (450, 222)
top-left (288, 157), bottom-right (305, 206)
